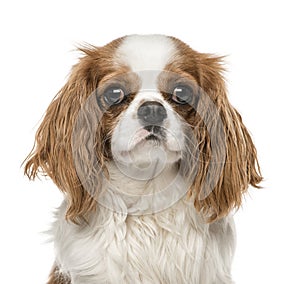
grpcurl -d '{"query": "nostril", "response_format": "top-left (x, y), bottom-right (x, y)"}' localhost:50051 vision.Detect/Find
top-left (137, 104), bottom-right (150, 117)
top-left (137, 101), bottom-right (167, 125)
top-left (157, 105), bottom-right (167, 118)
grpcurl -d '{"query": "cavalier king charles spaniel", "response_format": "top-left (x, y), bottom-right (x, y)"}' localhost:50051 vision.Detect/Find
top-left (25, 35), bottom-right (262, 284)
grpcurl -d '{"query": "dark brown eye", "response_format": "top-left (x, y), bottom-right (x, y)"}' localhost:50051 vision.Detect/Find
top-left (103, 87), bottom-right (125, 105)
top-left (172, 85), bottom-right (193, 104)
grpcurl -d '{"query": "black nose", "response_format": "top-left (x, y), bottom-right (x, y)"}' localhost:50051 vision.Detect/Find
top-left (137, 101), bottom-right (167, 125)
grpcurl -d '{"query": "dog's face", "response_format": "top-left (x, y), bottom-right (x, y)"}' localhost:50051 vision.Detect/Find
top-left (99, 71), bottom-right (188, 168)
top-left (94, 36), bottom-right (202, 172)
top-left (24, 35), bottom-right (262, 223)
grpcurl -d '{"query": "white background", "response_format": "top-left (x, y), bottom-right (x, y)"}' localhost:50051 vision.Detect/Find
top-left (1, 0), bottom-right (299, 283)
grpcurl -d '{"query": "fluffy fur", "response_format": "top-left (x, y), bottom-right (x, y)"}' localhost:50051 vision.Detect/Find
top-left (24, 35), bottom-right (262, 283)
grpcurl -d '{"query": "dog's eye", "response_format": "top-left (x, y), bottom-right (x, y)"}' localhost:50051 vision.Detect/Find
top-left (172, 85), bottom-right (193, 104)
top-left (103, 87), bottom-right (125, 105)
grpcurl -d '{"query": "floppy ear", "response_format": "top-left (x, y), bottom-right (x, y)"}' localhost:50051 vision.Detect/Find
top-left (24, 46), bottom-right (110, 223)
top-left (189, 54), bottom-right (262, 222)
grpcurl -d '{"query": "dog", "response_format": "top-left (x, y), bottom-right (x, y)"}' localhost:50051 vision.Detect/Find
top-left (24, 34), bottom-right (262, 283)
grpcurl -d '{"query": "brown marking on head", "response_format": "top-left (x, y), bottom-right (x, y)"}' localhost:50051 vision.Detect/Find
top-left (165, 37), bottom-right (262, 221)
top-left (24, 37), bottom-right (131, 223)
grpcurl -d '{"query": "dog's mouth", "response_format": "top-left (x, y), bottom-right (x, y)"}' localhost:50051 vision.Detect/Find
top-left (145, 134), bottom-right (160, 141)
top-left (144, 125), bottom-right (165, 142)
top-left (125, 125), bottom-right (165, 150)
top-left (112, 124), bottom-right (182, 168)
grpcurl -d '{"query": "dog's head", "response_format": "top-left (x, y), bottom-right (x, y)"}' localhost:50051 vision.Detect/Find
top-left (24, 35), bottom-right (262, 223)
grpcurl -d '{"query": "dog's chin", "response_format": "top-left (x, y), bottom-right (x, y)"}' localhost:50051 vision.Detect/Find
top-left (111, 132), bottom-right (182, 179)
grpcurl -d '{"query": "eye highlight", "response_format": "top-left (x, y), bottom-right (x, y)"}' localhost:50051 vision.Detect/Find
top-left (103, 86), bottom-right (126, 106)
top-left (172, 85), bottom-right (193, 104)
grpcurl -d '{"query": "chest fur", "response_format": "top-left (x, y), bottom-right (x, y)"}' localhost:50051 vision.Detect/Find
top-left (53, 202), bottom-right (235, 284)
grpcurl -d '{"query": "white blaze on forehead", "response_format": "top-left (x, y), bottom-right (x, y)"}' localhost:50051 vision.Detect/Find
top-left (115, 35), bottom-right (176, 72)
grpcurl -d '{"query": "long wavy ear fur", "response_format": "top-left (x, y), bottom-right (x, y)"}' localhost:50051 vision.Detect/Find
top-left (190, 54), bottom-right (262, 222)
top-left (24, 40), bottom-right (122, 223)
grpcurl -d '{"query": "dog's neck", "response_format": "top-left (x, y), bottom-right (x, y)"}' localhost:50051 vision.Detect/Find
top-left (99, 161), bottom-right (188, 215)
top-left (107, 160), bottom-right (179, 193)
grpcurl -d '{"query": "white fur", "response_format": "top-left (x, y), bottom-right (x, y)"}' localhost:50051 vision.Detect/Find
top-left (53, 198), bottom-right (236, 284)
top-left (115, 34), bottom-right (176, 71)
